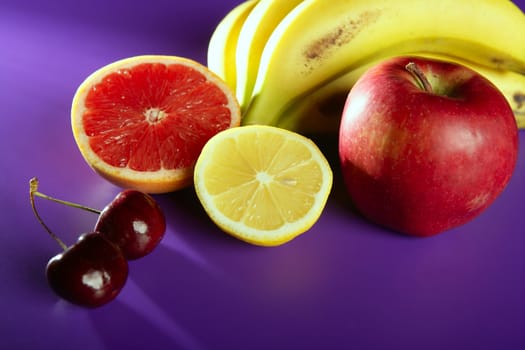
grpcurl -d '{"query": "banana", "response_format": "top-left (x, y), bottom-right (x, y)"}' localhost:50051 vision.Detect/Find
top-left (241, 0), bottom-right (525, 131)
top-left (494, 73), bottom-right (525, 129)
top-left (277, 60), bottom-right (375, 134)
top-left (235, 0), bottom-right (304, 112)
top-left (207, 0), bottom-right (259, 90)
top-left (278, 53), bottom-right (525, 134)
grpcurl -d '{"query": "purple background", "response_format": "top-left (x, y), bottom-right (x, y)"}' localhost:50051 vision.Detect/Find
top-left (1, 1), bottom-right (524, 349)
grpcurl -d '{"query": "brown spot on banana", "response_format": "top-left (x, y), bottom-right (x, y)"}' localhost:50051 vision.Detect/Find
top-left (490, 58), bottom-right (525, 74)
top-left (490, 57), bottom-right (506, 68)
top-left (302, 10), bottom-right (381, 74)
top-left (513, 92), bottom-right (525, 129)
top-left (513, 92), bottom-right (525, 114)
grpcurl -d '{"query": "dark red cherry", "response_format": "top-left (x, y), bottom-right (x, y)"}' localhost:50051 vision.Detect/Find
top-left (95, 190), bottom-right (166, 260)
top-left (46, 232), bottom-right (128, 308)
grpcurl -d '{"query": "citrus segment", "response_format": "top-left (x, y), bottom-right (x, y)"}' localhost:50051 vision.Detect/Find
top-left (194, 125), bottom-right (333, 246)
top-left (71, 55), bottom-right (240, 193)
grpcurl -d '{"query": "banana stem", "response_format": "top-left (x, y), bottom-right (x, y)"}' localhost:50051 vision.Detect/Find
top-left (406, 62), bottom-right (433, 93)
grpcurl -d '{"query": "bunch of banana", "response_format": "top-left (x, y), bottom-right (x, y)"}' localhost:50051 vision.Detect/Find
top-left (208, 0), bottom-right (525, 133)
top-left (207, 0), bottom-right (259, 91)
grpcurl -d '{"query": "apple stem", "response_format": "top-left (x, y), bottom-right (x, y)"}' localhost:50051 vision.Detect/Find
top-left (30, 178), bottom-right (68, 251)
top-left (406, 62), bottom-right (433, 93)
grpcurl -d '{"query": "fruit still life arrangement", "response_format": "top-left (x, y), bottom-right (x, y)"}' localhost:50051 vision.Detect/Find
top-left (31, 0), bottom-right (524, 307)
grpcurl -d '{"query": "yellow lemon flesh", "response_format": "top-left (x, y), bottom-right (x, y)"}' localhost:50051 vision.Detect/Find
top-left (194, 125), bottom-right (333, 246)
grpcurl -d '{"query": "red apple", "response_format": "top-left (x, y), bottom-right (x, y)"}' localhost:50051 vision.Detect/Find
top-left (338, 56), bottom-right (518, 237)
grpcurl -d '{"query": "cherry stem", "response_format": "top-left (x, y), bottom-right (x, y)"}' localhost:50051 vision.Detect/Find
top-left (406, 62), bottom-right (433, 93)
top-left (29, 177), bottom-right (103, 252)
top-left (30, 178), bottom-right (68, 251)
top-left (30, 179), bottom-right (101, 214)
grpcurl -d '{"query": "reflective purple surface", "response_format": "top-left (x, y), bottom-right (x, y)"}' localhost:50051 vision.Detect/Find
top-left (2, 1), bottom-right (524, 349)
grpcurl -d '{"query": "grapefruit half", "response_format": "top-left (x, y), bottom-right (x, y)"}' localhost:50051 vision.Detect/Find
top-left (71, 55), bottom-right (241, 193)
